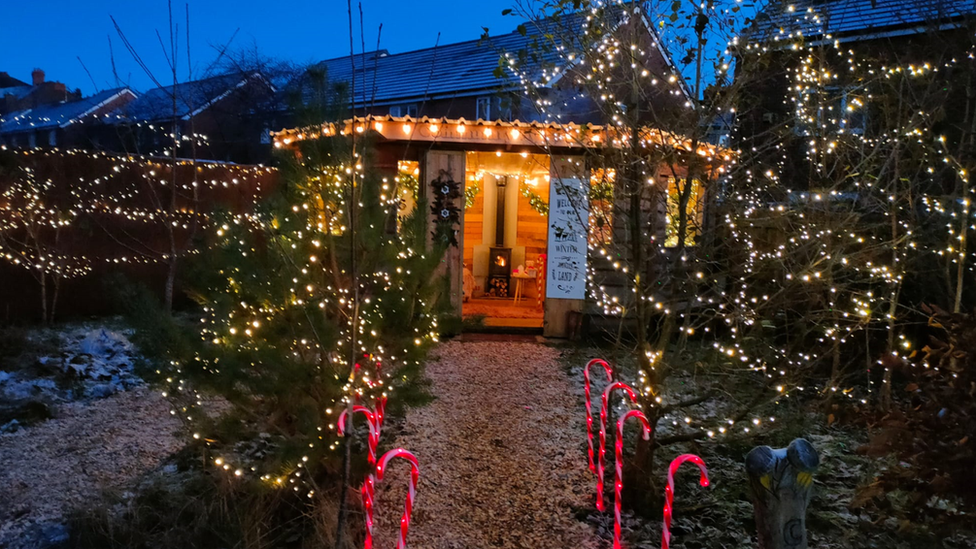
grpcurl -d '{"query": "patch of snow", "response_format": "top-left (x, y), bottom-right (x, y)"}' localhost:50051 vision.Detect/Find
top-left (0, 324), bottom-right (147, 424)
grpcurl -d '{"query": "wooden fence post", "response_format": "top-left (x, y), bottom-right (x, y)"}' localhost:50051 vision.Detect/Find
top-left (745, 438), bottom-right (820, 549)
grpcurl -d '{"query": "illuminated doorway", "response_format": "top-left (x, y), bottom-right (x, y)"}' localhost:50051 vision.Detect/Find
top-left (462, 151), bottom-right (550, 328)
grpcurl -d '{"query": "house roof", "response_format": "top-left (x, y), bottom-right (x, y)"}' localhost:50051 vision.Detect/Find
top-left (0, 85), bottom-right (31, 100)
top-left (123, 72), bottom-right (267, 122)
top-left (0, 88), bottom-right (135, 134)
top-left (304, 8), bottom-right (664, 107)
top-left (747, 0), bottom-right (976, 44)
top-left (0, 72), bottom-right (28, 89)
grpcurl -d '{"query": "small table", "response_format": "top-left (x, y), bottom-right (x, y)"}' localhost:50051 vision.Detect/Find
top-left (511, 273), bottom-right (535, 304)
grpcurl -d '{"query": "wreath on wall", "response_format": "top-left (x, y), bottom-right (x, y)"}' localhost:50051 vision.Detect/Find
top-left (430, 170), bottom-right (461, 247)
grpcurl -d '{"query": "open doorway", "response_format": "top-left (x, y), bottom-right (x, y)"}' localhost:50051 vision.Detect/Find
top-left (462, 151), bottom-right (550, 328)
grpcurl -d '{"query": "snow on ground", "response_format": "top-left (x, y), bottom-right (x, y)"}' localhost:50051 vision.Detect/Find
top-left (0, 324), bottom-right (183, 548)
top-left (1, 326), bottom-right (144, 434)
top-left (371, 338), bottom-right (598, 549)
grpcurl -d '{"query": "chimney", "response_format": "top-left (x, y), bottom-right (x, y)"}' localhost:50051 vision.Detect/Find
top-left (32, 68), bottom-right (45, 86)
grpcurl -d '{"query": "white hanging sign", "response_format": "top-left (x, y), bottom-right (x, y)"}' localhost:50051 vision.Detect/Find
top-left (546, 176), bottom-right (588, 300)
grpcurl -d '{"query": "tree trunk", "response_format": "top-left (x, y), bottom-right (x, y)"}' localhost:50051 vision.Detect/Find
top-left (39, 271), bottom-right (48, 324)
top-left (164, 254), bottom-right (177, 314)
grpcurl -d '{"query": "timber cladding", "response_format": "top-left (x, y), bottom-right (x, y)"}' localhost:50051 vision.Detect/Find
top-left (0, 147), bottom-right (276, 321)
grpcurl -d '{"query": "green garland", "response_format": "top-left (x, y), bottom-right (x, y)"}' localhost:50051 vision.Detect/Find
top-left (520, 183), bottom-right (549, 216)
top-left (464, 181), bottom-right (481, 210)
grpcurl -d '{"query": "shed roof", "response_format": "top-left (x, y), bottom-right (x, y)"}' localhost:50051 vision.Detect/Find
top-left (271, 115), bottom-right (730, 161)
top-left (0, 88), bottom-right (135, 134)
top-left (747, 0), bottom-right (976, 44)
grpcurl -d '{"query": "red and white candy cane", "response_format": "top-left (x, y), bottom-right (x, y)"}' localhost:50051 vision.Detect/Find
top-left (585, 358), bottom-right (613, 474)
top-left (375, 448), bottom-right (420, 549)
top-left (375, 394), bottom-right (387, 430)
top-left (597, 382), bottom-right (639, 512)
top-left (662, 454), bottom-right (710, 549)
top-left (614, 410), bottom-right (651, 549)
top-left (337, 405), bottom-right (381, 549)
top-left (337, 405), bottom-right (380, 463)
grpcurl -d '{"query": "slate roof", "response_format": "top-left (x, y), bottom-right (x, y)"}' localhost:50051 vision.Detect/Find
top-left (747, 0), bottom-right (976, 44)
top-left (305, 8), bottom-right (647, 107)
top-left (0, 88), bottom-right (135, 134)
top-left (0, 72), bottom-right (29, 89)
top-left (123, 72), bottom-right (267, 122)
top-left (0, 85), bottom-right (31, 100)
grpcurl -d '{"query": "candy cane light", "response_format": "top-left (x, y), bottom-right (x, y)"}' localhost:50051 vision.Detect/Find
top-left (662, 454), bottom-right (710, 549)
top-left (337, 405), bottom-right (381, 549)
top-left (597, 381), bottom-right (639, 512)
top-left (585, 358), bottom-right (613, 474)
top-left (375, 448), bottom-right (420, 549)
top-left (614, 410), bottom-right (651, 549)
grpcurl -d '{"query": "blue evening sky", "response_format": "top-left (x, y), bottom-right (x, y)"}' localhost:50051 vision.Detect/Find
top-left (1, 0), bottom-right (516, 95)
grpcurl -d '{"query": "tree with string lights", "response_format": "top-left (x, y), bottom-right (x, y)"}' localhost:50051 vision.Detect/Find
top-left (0, 149), bottom-right (82, 323)
top-left (496, 0), bottom-right (976, 517)
top-left (149, 118), bottom-right (446, 542)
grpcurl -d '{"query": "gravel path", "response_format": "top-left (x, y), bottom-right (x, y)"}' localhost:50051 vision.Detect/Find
top-left (373, 339), bottom-right (597, 549)
top-left (0, 388), bottom-right (182, 547)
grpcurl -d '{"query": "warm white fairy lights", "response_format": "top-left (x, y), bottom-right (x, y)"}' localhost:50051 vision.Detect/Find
top-left (0, 145), bottom-right (273, 289)
top-left (495, 0), bottom-right (976, 439)
top-left (155, 129), bottom-right (440, 492)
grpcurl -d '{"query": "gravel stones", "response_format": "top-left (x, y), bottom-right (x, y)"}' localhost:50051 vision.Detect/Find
top-left (0, 388), bottom-right (182, 547)
top-left (372, 340), bottom-right (597, 549)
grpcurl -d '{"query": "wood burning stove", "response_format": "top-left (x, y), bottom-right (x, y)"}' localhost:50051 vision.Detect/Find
top-left (487, 247), bottom-right (512, 297)
top-left (486, 175), bottom-right (512, 298)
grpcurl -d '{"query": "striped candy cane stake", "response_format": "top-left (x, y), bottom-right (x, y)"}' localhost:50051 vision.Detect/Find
top-left (337, 405), bottom-right (380, 463)
top-left (597, 382), bottom-right (639, 512)
top-left (614, 410), bottom-right (651, 549)
top-left (337, 405), bottom-right (381, 549)
top-left (662, 454), bottom-right (710, 549)
top-left (375, 448), bottom-right (420, 549)
top-left (585, 358), bottom-right (614, 474)
top-left (375, 394), bottom-right (387, 430)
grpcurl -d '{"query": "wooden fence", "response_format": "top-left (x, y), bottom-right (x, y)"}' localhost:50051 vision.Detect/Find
top-left (0, 147), bottom-right (277, 321)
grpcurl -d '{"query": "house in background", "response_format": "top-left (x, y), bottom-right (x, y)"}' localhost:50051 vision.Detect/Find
top-left (0, 87), bottom-right (136, 149)
top-left (735, 0), bottom-right (976, 187)
top-left (289, 9), bottom-right (688, 128)
top-left (112, 71), bottom-right (278, 164)
top-left (0, 69), bottom-right (81, 115)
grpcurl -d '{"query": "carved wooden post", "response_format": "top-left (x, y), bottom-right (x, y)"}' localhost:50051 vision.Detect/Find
top-left (745, 438), bottom-right (819, 549)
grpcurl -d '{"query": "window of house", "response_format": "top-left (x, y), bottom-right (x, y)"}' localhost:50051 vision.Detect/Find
top-left (389, 104), bottom-right (418, 118)
top-left (665, 177), bottom-right (704, 248)
top-left (795, 86), bottom-right (866, 137)
top-left (476, 97), bottom-right (491, 120)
